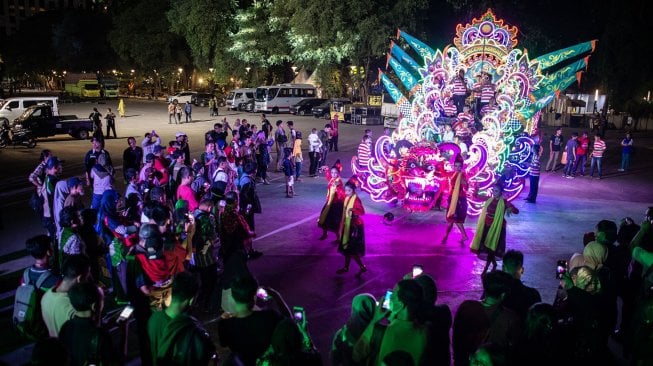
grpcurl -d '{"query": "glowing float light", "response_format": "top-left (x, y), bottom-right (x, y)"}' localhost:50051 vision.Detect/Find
top-left (353, 9), bottom-right (595, 215)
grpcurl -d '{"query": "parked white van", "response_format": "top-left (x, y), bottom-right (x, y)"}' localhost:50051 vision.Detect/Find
top-left (225, 88), bottom-right (256, 111)
top-left (0, 96), bottom-right (59, 125)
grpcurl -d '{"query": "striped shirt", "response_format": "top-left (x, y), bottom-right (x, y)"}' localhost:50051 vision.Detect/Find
top-left (530, 155), bottom-right (541, 176)
top-left (452, 77), bottom-right (468, 95)
top-left (592, 140), bottom-right (606, 158)
top-left (480, 83), bottom-right (495, 103)
top-left (358, 142), bottom-right (371, 168)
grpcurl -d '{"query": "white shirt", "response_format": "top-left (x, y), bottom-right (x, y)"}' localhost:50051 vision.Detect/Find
top-left (307, 132), bottom-right (322, 152)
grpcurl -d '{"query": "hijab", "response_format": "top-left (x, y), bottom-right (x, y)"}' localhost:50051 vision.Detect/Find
top-left (582, 241), bottom-right (607, 270)
top-left (345, 293), bottom-right (377, 341)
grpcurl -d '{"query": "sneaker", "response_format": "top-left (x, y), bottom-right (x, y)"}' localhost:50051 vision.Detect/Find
top-left (617, 169), bottom-right (624, 172)
top-left (567, 175), bottom-right (574, 179)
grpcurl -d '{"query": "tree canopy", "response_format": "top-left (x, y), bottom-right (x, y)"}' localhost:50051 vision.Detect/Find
top-left (1, 0), bottom-right (652, 108)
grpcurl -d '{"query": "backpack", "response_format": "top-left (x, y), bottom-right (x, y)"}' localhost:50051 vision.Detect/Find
top-left (13, 269), bottom-right (55, 340)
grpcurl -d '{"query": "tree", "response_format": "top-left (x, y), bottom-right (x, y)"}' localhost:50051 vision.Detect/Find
top-left (167, 0), bottom-right (237, 73)
top-left (275, 0), bottom-right (428, 98)
top-left (228, 0), bottom-right (293, 85)
top-left (109, 0), bottom-right (191, 93)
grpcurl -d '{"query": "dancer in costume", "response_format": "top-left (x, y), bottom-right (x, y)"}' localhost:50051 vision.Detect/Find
top-left (318, 160), bottom-right (345, 240)
top-left (441, 159), bottom-right (469, 244)
top-left (470, 184), bottom-right (519, 274)
top-left (336, 180), bottom-right (367, 276)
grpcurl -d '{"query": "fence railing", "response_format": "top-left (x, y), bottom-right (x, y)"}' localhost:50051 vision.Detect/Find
top-left (540, 113), bottom-right (653, 131)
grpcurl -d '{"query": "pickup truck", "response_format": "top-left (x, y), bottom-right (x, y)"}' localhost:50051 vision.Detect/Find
top-left (11, 104), bottom-right (94, 140)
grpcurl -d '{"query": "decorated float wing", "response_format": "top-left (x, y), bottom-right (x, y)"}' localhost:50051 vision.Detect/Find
top-left (352, 9), bottom-right (595, 214)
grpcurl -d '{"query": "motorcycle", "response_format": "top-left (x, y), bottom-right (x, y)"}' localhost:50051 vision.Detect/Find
top-left (0, 123), bottom-right (37, 148)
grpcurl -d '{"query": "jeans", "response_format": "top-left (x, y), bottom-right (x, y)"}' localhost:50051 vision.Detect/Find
top-left (91, 193), bottom-right (103, 210)
top-left (589, 156), bottom-right (602, 177)
top-left (295, 161), bottom-right (302, 179)
top-left (527, 175), bottom-right (539, 202)
top-left (563, 155), bottom-right (575, 176)
top-left (573, 154), bottom-right (587, 175)
top-left (185, 112), bottom-right (191, 123)
top-left (320, 146), bottom-right (329, 166)
top-left (309, 151), bottom-right (319, 176)
top-left (621, 153), bottom-right (631, 170)
top-left (169, 113), bottom-right (176, 124)
top-left (545, 151), bottom-right (560, 171)
top-left (330, 135), bottom-right (339, 151)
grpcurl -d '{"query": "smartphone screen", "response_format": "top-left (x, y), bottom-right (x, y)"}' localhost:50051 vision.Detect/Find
top-left (412, 265), bottom-right (424, 278)
top-left (382, 290), bottom-right (392, 310)
top-left (256, 287), bottom-right (269, 300)
top-left (556, 260), bottom-right (567, 279)
top-left (119, 305), bottom-right (134, 320)
top-left (292, 306), bottom-right (304, 322)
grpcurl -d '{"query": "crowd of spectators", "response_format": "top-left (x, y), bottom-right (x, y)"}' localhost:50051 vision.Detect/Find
top-left (14, 112), bottom-right (653, 366)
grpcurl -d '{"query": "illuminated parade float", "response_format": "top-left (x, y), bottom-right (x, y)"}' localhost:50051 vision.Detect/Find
top-left (352, 9), bottom-right (596, 215)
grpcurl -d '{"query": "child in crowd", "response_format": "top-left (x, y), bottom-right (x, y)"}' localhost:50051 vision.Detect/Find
top-left (282, 147), bottom-right (295, 198)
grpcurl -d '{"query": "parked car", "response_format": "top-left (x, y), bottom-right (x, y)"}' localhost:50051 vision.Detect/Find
top-left (290, 98), bottom-right (327, 116)
top-left (12, 104), bottom-right (94, 140)
top-left (312, 100), bottom-right (331, 119)
top-left (1, 96), bottom-right (59, 126)
top-left (226, 88), bottom-right (256, 110)
top-left (238, 99), bottom-right (255, 112)
top-left (192, 93), bottom-right (214, 107)
top-left (167, 91), bottom-right (197, 104)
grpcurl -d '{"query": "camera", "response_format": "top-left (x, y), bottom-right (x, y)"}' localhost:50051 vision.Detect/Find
top-left (556, 260), bottom-right (568, 279)
top-left (412, 264), bottom-right (424, 278)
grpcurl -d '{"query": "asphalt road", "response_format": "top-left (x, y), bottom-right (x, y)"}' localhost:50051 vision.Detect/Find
top-left (1, 98), bottom-right (652, 365)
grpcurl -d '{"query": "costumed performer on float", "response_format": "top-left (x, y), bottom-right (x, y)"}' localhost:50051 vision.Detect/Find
top-left (336, 178), bottom-right (367, 277)
top-left (318, 160), bottom-right (345, 241)
top-left (470, 183), bottom-right (519, 274)
top-left (441, 158), bottom-right (469, 245)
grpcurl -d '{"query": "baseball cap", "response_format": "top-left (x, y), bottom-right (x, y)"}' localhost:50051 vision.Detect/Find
top-left (66, 177), bottom-right (84, 189)
top-left (46, 156), bottom-right (64, 170)
top-left (175, 132), bottom-right (186, 138)
top-left (145, 153), bottom-right (156, 162)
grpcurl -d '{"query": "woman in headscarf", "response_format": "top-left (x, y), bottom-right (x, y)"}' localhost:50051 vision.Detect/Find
top-left (582, 241), bottom-right (608, 270)
top-left (218, 191), bottom-right (253, 313)
top-left (470, 184), bottom-right (519, 274)
top-left (98, 189), bottom-right (136, 300)
top-left (331, 294), bottom-right (377, 366)
top-left (318, 162), bottom-right (345, 241)
top-left (336, 181), bottom-right (367, 276)
top-left (258, 318), bottom-right (321, 366)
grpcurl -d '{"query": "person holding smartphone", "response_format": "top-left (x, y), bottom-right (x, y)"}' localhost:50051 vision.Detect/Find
top-left (353, 279), bottom-right (428, 366)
